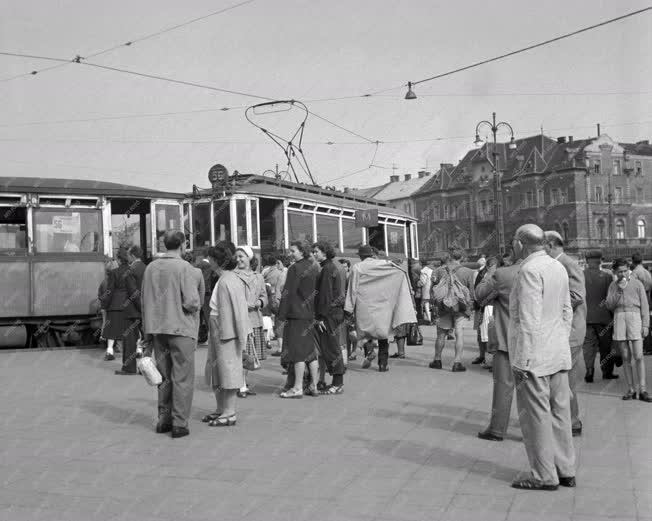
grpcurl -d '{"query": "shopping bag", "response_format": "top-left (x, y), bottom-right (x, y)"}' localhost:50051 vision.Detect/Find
top-left (407, 323), bottom-right (423, 346)
top-left (137, 356), bottom-right (162, 386)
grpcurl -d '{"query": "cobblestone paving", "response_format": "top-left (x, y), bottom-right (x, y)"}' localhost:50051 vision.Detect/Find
top-left (1, 324), bottom-right (651, 521)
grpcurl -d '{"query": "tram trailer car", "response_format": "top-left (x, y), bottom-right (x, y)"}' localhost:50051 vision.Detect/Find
top-left (0, 177), bottom-right (184, 349)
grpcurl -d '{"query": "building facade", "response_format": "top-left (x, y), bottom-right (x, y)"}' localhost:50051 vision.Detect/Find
top-left (413, 134), bottom-right (652, 260)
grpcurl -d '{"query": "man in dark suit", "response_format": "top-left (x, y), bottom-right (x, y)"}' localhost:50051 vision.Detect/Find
top-left (544, 231), bottom-right (586, 437)
top-left (475, 255), bottom-right (522, 441)
top-left (582, 250), bottom-right (618, 381)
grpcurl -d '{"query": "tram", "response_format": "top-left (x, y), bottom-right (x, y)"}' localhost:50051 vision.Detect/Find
top-left (0, 170), bottom-right (418, 348)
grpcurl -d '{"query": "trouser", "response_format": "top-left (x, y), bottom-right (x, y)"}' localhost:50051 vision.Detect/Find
top-left (120, 317), bottom-right (141, 373)
top-left (486, 350), bottom-right (514, 437)
top-left (154, 334), bottom-right (196, 428)
top-left (582, 324), bottom-right (615, 375)
top-left (414, 298), bottom-right (422, 320)
top-left (515, 370), bottom-right (575, 485)
top-left (568, 344), bottom-right (582, 430)
top-left (377, 338), bottom-right (389, 367)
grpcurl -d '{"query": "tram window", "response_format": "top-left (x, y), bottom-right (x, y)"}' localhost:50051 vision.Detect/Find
top-left (316, 214), bottom-right (340, 249)
top-left (250, 200), bottom-right (259, 247)
top-left (155, 204), bottom-right (180, 252)
top-left (367, 225), bottom-right (385, 253)
top-left (341, 218), bottom-right (362, 254)
top-left (194, 202), bottom-right (211, 247)
top-left (33, 208), bottom-right (101, 253)
top-left (111, 214), bottom-right (141, 256)
top-left (387, 225), bottom-right (406, 255)
top-left (235, 199), bottom-right (247, 245)
top-left (213, 201), bottom-right (231, 243)
top-left (287, 210), bottom-right (313, 242)
top-left (0, 206), bottom-right (27, 254)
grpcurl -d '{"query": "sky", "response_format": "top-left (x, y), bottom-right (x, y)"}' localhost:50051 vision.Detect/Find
top-left (1, 0), bottom-right (651, 193)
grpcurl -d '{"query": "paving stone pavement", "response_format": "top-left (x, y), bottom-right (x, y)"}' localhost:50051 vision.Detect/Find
top-left (1, 323), bottom-right (651, 521)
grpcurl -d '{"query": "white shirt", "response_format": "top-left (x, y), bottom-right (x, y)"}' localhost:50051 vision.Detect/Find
top-left (209, 279), bottom-right (220, 317)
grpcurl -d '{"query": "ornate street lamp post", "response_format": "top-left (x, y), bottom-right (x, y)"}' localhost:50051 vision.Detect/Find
top-left (474, 112), bottom-right (517, 254)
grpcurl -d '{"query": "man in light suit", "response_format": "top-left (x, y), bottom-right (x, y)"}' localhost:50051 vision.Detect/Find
top-left (544, 231), bottom-right (586, 437)
top-left (509, 224), bottom-right (575, 491)
top-left (475, 255), bottom-right (522, 441)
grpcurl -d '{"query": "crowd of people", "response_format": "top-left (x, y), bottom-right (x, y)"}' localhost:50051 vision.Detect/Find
top-left (96, 224), bottom-right (652, 490)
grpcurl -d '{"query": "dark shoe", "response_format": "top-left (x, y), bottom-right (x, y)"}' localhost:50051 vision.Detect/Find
top-left (471, 356), bottom-right (485, 365)
top-left (202, 412), bottom-right (221, 423)
top-left (622, 390), bottom-right (637, 400)
top-left (236, 390), bottom-right (247, 398)
top-left (558, 476), bottom-right (576, 488)
top-left (171, 426), bottom-right (189, 438)
top-left (428, 360), bottom-right (442, 369)
top-left (114, 369), bottom-right (138, 375)
top-left (104, 353), bottom-right (115, 361)
top-left (451, 362), bottom-right (467, 373)
top-left (305, 385), bottom-right (320, 397)
top-left (390, 353), bottom-right (405, 359)
top-left (477, 430), bottom-right (503, 442)
top-left (378, 365), bottom-right (389, 372)
top-left (584, 369), bottom-right (594, 383)
top-left (245, 389), bottom-right (257, 396)
top-left (208, 415), bottom-right (236, 427)
top-left (602, 373), bottom-right (619, 380)
top-left (316, 381), bottom-right (328, 392)
top-left (511, 479), bottom-right (557, 491)
top-left (572, 423), bottom-right (582, 437)
top-left (155, 421), bottom-right (172, 434)
top-left (639, 390), bottom-right (652, 402)
top-left (361, 358), bottom-right (372, 369)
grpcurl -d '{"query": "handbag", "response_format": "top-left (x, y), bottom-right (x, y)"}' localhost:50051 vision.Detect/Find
top-left (137, 356), bottom-right (163, 386)
top-left (242, 335), bottom-right (261, 371)
top-left (406, 323), bottom-right (423, 346)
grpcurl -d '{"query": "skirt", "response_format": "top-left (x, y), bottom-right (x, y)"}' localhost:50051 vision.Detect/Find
top-left (205, 316), bottom-right (244, 390)
top-left (103, 310), bottom-right (127, 340)
top-left (283, 318), bottom-right (319, 363)
top-left (613, 311), bottom-right (642, 341)
top-left (246, 326), bottom-right (266, 360)
top-left (393, 323), bottom-right (410, 339)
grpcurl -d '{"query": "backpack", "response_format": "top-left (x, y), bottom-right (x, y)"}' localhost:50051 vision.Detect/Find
top-left (431, 265), bottom-right (473, 315)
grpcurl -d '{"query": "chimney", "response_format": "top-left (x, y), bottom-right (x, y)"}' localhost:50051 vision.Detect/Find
top-left (597, 123), bottom-right (601, 136)
top-left (390, 175), bottom-right (399, 182)
top-left (557, 136), bottom-right (567, 144)
top-left (568, 136), bottom-right (574, 143)
top-left (418, 170), bottom-right (430, 178)
top-left (343, 187), bottom-right (349, 193)
top-left (404, 174), bottom-right (411, 181)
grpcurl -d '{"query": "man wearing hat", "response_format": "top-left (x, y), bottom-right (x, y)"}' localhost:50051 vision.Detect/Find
top-left (345, 244), bottom-right (416, 372)
top-left (583, 250), bottom-right (619, 381)
top-left (544, 231), bottom-right (586, 437)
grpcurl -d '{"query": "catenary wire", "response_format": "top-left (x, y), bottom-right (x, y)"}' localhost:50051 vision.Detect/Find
top-left (0, 0), bottom-right (256, 82)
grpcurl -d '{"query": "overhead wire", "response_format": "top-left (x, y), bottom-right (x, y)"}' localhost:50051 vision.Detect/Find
top-left (0, 0), bottom-right (256, 82)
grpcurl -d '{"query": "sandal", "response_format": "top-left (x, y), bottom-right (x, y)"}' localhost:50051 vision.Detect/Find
top-left (201, 411), bottom-right (222, 423)
top-left (305, 385), bottom-right (320, 397)
top-left (390, 353), bottom-right (405, 359)
top-left (280, 388), bottom-right (303, 399)
top-left (208, 415), bottom-right (236, 427)
top-left (511, 478), bottom-right (558, 491)
top-left (320, 385), bottom-right (343, 395)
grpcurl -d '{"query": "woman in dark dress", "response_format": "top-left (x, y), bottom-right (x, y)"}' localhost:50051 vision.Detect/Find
top-left (312, 240), bottom-right (346, 394)
top-left (278, 240), bottom-right (321, 398)
top-left (101, 248), bottom-right (138, 363)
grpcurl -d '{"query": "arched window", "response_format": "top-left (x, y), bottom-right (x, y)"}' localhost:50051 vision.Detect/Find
top-left (637, 219), bottom-right (646, 239)
top-left (562, 222), bottom-right (569, 242)
top-left (597, 219), bottom-right (606, 240)
top-left (615, 219), bottom-right (625, 240)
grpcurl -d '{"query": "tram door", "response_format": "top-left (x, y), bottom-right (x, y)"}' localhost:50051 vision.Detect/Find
top-left (110, 198), bottom-right (152, 259)
top-left (151, 199), bottom-right (182, 255)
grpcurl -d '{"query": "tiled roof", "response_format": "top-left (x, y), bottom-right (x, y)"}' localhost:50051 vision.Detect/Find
top-left (368, 174), bottom-right (433, 201)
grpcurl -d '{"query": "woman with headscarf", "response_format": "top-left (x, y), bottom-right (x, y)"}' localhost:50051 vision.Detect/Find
top-left (278, 240), bottom-right (321, 398)
top-left (202, 242), bottom-right (252, 426)
top-left (233, 245), bottom-right (268, 398)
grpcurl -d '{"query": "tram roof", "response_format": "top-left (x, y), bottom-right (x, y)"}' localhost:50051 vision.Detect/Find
top-left (0, 176), bottom-right (184, 199)
top-left (193, 174), bottom-right (416, 221)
